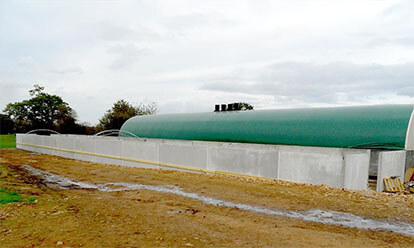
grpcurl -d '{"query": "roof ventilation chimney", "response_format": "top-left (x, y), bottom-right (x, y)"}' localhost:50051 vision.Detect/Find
top-left (234, 103), bottom-right (240, 111)
top-left (228, 103), bottom-right (234, 111)
top-left (214, 104), bottom-right (220, 112)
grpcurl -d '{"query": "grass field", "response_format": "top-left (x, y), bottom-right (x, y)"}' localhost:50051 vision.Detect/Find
top-left (0, 134), bottom-right (16, 148)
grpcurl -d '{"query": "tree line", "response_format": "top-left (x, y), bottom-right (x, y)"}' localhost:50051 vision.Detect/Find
top-left (0, 85), bottom-right (157, 134)
top-left (0, 85), bottom-right (254, 135)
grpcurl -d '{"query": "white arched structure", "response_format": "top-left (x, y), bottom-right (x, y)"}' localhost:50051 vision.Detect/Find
top-left (26, 129), bottom-right (61, 135)
top-left (405, 110), bottom-right (414, 150)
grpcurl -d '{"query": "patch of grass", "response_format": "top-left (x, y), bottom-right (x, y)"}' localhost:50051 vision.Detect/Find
top-left (0, 134), bottom-right (16, 148)
top-left (0, 188), bottom-right (22, 204)
top-left (0, 187), bottom-right (36, 205)
top-left (0, 166), bottom-right (36, 205)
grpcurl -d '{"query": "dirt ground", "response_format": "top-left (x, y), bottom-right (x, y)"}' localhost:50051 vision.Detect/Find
top-left (1, 149), bottom-right (414, 247)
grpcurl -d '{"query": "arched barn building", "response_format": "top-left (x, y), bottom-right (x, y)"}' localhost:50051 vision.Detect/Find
top-left (120, 104), bottom-right (414, 191)
top-left (120, 105), bottom-right (414, 150)
top-left (17, 105), bottom-right (414, 192)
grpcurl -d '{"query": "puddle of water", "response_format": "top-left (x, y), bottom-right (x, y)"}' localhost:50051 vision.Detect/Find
top-left (22, 165), bottom-right (414, 237)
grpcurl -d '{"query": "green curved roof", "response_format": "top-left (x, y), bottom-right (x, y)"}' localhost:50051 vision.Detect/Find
top-left (120, 105), bottom-right (414, 149)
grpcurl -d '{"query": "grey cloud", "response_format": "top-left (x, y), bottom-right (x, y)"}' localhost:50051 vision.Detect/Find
top-left (163, 13), bottom-right (236, 31)
top-left (95, 21), bottom-right (162, 42)
top-left (49, 66), bottom-right (84, 75)
top-left (396, 86), bottom-right (414, 97)
top-left (17, 56), bottom-right (34, 66)
top-left (381, 0), bottom-right (414, 20)
top-left (107, 43), bottom-right (150, 70)
top-left (367, 35), bottom-right (414, 48)
top-left (363, 0), bottom-right (414, 48)
top-left (200, 62), bottom-right (414, 104)
top-left (0, 81), bottom-right (32, 110)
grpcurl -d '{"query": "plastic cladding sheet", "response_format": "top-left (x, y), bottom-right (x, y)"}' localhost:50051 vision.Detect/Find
top-left (120, 105), bottom-right (414, 150)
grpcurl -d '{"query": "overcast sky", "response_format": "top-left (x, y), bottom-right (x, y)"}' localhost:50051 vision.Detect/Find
top-left (1, 0), bottom-right (414, 124)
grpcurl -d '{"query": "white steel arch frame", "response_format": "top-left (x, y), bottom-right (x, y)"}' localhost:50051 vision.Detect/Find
top-left (93, 129), bottom-right (140, 139)
top-left (26, 129), bottom-right (61, 135)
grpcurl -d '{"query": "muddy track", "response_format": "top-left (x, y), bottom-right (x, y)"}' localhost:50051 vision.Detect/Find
top-left (14, 164), bottom-right (414, 237)
top-left (1, 149), bottom-right (414, 247)
top-left (7, 163), bottom-right (50, 189)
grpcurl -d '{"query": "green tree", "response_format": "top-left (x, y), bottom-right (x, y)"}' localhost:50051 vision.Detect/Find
top-left (238, 102), bottom-right (254, 110)
top-left (3, 85), bottom-right (77, 133)
top-left (98, 99), bottom-right (157, 130)
top-left (0, 114), bottom-right (14, 134)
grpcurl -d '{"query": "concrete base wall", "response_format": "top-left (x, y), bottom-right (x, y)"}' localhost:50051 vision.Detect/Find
top-left (17, 134), bottom-right (373, 190)
top-left (344, 151), bottom-right (370, 190)
top-left (278, 146), bottom-right (344, 187)
top-left (376, 150), bottom-right (406, 192)
top-left (406, 150), bottom-right (414, 170)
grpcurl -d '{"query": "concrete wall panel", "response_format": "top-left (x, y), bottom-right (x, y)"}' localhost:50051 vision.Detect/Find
top-left (74, 136), bottom-right (96, 162)
top-left (369, 150), bottom-right (380, 176)
top-left (159, 142), bottom-right (207, 169)
top-left (405, 150), bottom-right (414, 170)
top-left (56, 136), bottom-right (75, 159)
top-left (343, 151), bottom-right (370, 190)
top-left (22, 134), bottom-right (33, 152)
top-left (16, 134), bottom-right (22, 144)
top-left (36, 136), bottom-right (48, 154)
top-left (94, 137), bottom-right (122, 165)
top-left (377, 150), bottom-right (406, 192)
top-left (207, 144), bottom-right (278, 178)
top-left (27, 135), bottom-right (42, 153)
top-left (42, 136), bottom-right (57, 156)
top-left (16, 134), bottom-right (23, 148)
top-left (16, 134), bottom-right (34, 152)
top-left (121, 139), bottom-right (160, 169)
top-left (278, 146), bottom-right (344, 188)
